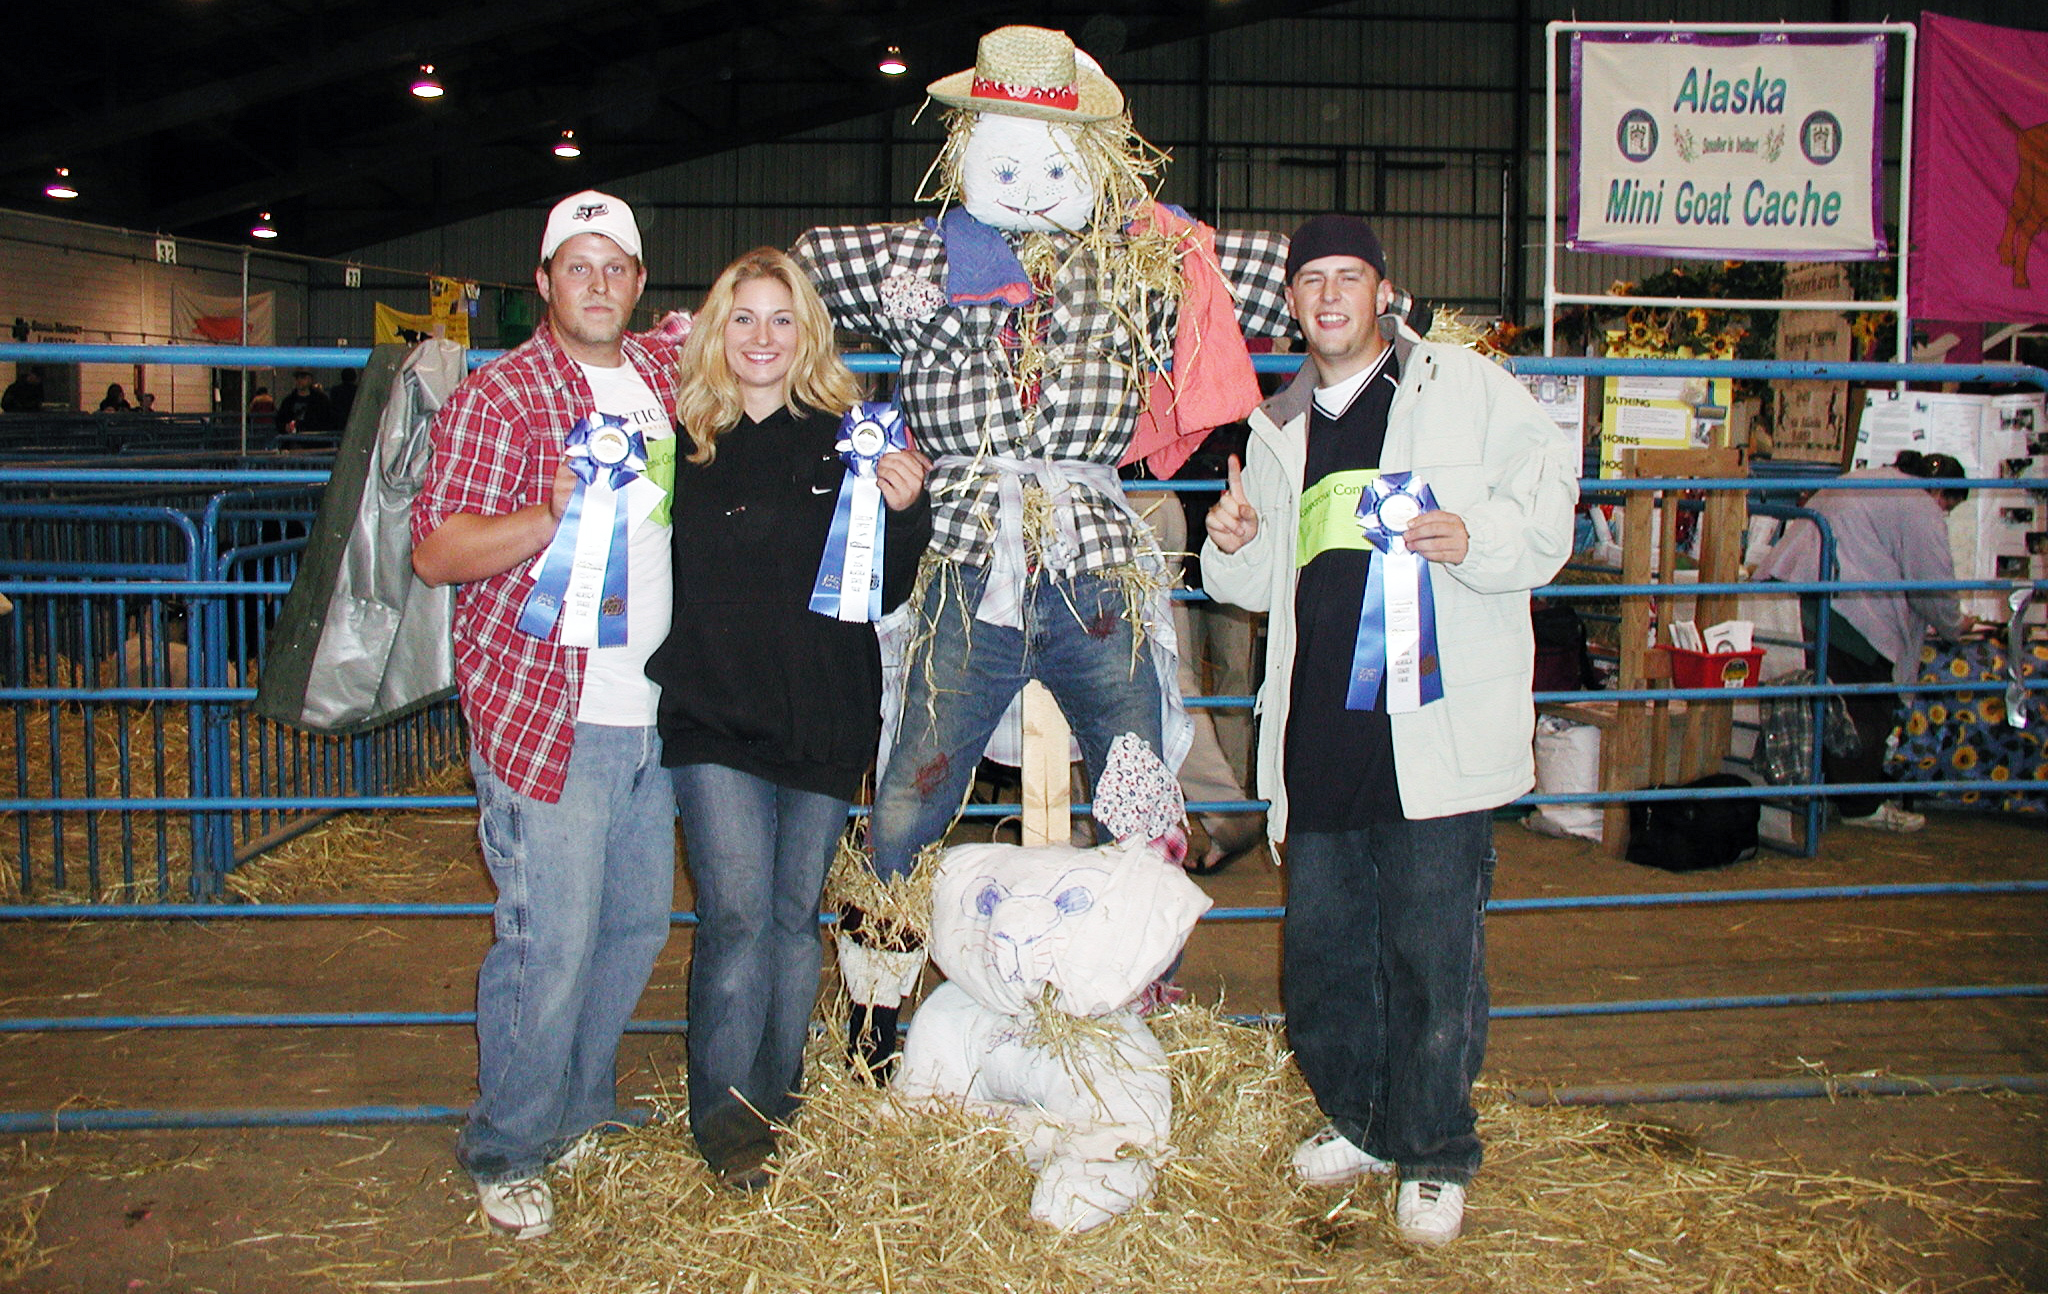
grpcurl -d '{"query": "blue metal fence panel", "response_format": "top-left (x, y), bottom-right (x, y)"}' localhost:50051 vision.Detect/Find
top-left (0, 345), bottom-right (2042, 1131)
top-left (1, 484), bottom-right (465, 899)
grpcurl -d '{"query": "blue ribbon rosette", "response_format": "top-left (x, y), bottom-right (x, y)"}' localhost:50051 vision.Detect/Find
top-left (1346, 471), bottom-right (1444, 713)
top-left (516, 413), bottom-right (648, 648)
top-left (809, 402), bottom-right (908, 623)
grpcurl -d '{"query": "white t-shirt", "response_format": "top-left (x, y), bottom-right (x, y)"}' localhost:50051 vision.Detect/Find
top-left (573, 359), bottom-right (674, 726)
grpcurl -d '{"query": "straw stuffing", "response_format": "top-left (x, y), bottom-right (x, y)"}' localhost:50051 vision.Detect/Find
top-left (507, 1003), bottom-right (2017, 1294)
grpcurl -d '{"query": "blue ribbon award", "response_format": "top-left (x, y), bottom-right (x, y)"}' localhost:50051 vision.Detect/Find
top-left (516, 413), bottom-right (648, 647)
top-left (810, 402), bottom-right (908, 622)
top-left (1346, 471), bottom-right (1444, 713)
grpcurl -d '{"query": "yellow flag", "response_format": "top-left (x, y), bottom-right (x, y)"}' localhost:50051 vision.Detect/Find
top-left (374, 301), bottom-right (469, 347)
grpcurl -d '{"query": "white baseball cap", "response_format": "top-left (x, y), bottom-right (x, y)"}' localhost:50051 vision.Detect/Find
top-left (540, 190), bottom-right (642, 262)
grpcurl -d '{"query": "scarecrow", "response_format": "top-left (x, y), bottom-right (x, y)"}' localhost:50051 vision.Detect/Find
top-left (795, 25), bottom-right (1295, 1068)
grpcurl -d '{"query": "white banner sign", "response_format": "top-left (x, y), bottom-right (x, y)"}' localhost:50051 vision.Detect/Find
top-left (1569, 32), bottom-right (1886, 259)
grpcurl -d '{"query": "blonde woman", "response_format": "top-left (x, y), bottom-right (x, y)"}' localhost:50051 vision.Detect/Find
top-left (644, 248), bottom-right (930, 1190)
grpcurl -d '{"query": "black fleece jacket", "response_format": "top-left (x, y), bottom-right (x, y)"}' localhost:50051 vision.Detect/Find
top-left (645, 406), bottom-right (931, 799)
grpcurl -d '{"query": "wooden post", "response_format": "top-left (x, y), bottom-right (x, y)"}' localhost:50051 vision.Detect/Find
top-left (1019, 681), bottom-right (1072, 847)
top-left (1605, 446), bottom-right (1750, 856)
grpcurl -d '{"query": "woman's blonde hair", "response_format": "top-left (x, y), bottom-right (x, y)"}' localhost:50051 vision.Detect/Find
top-left (674, 247), bottom-right (859, 463)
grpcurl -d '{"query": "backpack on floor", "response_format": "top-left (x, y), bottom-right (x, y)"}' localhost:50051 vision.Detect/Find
top-left (1625, 774), bottom-right (1760, 872)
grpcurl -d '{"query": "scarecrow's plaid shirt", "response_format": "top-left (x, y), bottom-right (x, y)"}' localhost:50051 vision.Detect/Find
top-left (795, 221), bottom-right (1294, 572)
top-left (411, 322), bottom-right (680, 803)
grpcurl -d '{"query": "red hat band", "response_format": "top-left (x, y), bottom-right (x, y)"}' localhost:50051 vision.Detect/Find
top-left (968, 77), bottom-right (1079, 112)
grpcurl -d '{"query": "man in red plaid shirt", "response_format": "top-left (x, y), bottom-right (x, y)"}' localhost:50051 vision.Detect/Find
top-left (413, 190), bottom-right (681, 1241)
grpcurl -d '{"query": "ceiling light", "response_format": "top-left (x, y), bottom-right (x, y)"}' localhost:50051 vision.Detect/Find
top-left (553, 130), bottom-right (582, 159)
top-left (879, 46), bottom-right (907, 76)
top-left (411, 64), bottom-right (444, 99)
top-left (45, 167), bottom-right (78, 200)
top-left (251, 212), bottom-right (278, 240)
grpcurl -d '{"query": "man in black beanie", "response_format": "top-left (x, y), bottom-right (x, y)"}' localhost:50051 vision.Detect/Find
top-left (1201, 214), bottom-right (1578, 1246)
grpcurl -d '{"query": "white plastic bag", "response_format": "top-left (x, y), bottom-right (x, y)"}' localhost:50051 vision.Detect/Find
top-left (1525, 716), bottom-right (1603, 842)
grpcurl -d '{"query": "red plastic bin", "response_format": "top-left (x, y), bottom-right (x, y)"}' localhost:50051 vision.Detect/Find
top-left (1656, 645), bottom-right (1765, 689)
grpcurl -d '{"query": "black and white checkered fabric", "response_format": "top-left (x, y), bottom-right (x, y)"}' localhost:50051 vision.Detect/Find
top-left (795, 221), bottom-right (1293, 571)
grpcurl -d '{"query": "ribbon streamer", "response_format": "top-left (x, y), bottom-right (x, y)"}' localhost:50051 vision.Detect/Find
top-left (517, 414), bottom-right (647, 647)
top-left (810, 403), bottom-right (908, 623)
top-left (1346, 471), bottom-right (1444, 713)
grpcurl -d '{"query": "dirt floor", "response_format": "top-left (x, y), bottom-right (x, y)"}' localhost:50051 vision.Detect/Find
top-left (0, 802), bottom-right (2042, 1292)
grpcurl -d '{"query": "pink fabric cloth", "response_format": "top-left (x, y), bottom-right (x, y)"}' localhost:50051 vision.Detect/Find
top-left (1909, 13), bottom-right (2048, 323)
top-left (1125, 203), bottom-right (1262, 479)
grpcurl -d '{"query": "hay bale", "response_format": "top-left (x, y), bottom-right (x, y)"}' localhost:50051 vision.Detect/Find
top-left (512, 1005), bottom-right (1978, 1293)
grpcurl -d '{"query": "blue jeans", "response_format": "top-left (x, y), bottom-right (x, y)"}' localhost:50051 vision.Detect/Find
top-left (1283, 813), bottom-right (1494, 1185)
top-left (671, 763), bottom-right (846, 1168)
top-left (457, 723), bottom-right (675, 1185)
top-left (870, 563), bottom-right (1162, 879)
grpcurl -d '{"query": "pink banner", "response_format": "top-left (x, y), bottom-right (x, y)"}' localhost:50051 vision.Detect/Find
top-left (1910, 13), bottom-right (2048, 323)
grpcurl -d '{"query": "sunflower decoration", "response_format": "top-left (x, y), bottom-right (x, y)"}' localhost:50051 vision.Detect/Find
top-left (1603, 306), bottom-right (1748, 361)
top-left (1907, 710), bottom-right (1930, 736)
top-left (1928, 704), bottom-right (1948, 726)
top-left (1952, 744), bottom-right (1979, 771)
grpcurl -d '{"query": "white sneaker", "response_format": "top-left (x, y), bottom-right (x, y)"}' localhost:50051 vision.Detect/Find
top-left (1395, 1179), bottom-right (1466, 1247)
top-left (1840, 801), bottom-right (1925, 833)
top-left (1289, 1126), bottom-right (1393, 1186)
top-left (478, 1175), bottom-right (553, 1240)
top-left (548, 1130), bottom-right (602, 1174)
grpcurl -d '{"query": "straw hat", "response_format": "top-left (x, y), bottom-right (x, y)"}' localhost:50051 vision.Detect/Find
top-left (926, 25), bottom-right (1123, 123)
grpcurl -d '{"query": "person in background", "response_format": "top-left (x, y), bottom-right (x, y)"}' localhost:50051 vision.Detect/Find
top-left (329, 367), bottom-right (361, 428)
top-left (276, 368), bottom-right (333, 434)
top-left (1752, 449), bottom-right (1991, 832)
top-left (645, 248), bottom-right (931, 1191)
top-left (1202, 214), bottom-right (1576, 1248)
top-left (1128, 485), bottom-right (1265, 871)
top-left (134, 392), bottom-right (159, 414)
top-left (2, 368), bottom-right (45, 412)
top-left (248, 386), bottom-right (276, 416)
top-left (97, 383), bottom-right (132, 412)
top-left (412, 190), bottom-right (681, 1241)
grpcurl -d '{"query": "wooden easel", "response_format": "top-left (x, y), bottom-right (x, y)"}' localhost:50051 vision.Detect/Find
top-left (1597, 445), bottom-right (1749, 856)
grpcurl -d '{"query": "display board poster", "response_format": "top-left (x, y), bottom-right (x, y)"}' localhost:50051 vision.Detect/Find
top-left (1851, 389), bottom-right (1984, 473)
top-left (1770, 262), bottom-right (1853, 463)
top-left (1520, 373), bottom-right (1586, 448)
top-left (1570, 31), bottom-right (1887, 259)
top-left (1599, 373), bottom-right (1734, 477)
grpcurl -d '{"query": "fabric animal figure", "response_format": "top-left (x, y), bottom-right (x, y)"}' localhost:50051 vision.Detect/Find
top-left (894, 735), bottom-right (1211, 1232)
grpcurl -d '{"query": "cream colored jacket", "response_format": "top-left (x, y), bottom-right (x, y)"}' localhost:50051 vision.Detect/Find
top-left (1200, 333), bottom-right (1579, 840)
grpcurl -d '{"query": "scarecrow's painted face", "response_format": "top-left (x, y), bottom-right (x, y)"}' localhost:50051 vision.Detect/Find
top-left (958, 113), bottom-right (1096, 233)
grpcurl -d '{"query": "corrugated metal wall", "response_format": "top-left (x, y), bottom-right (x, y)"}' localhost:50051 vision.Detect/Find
top-left (326, 0), bottom-right (1971, 346)
top-left (0, 211), bottom-right (312, 415)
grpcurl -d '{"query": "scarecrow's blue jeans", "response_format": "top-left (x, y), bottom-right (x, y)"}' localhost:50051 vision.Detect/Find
top-left (457, 723), bottom-right (675, 1185)
top-left (1282, 812), bottom-right (1494, 1186)
top-left (670, 762), bottom-right (845, 1169)
top-left (868, 562), bottom-right (1162, 880)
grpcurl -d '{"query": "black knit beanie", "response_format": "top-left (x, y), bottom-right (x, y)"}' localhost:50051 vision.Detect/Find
top-left (1286, 214), bottom-right (1387, 281)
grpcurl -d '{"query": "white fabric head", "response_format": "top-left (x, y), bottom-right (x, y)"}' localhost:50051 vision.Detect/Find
top-left (958, 114), bottom-right (1096, 233)
top-left (929, 839), bottom-right (1212, 1018)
